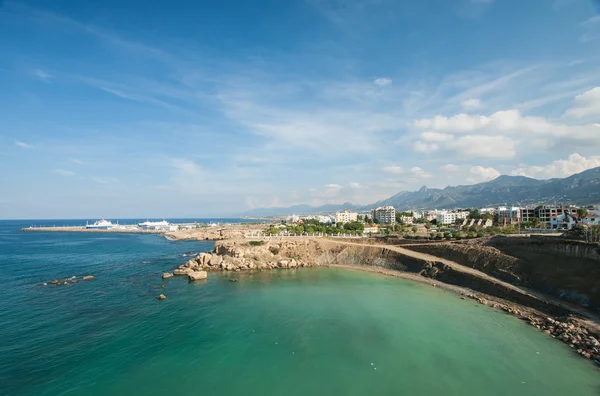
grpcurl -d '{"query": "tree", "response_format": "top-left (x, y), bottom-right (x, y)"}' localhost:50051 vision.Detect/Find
top-left (469, 209), bottom-right (481, 219)
top-left (357, 214), bottom-right (364, 221)
top-left (411, 226), bottom-right (418, 234)
top-left (577, 208), bottom-right (588, 221)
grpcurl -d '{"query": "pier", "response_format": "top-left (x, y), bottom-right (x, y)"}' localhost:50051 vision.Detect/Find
top-left (21, 225), bottom-right (167, 234)
top-left (20, 222), bottom-right (205, 234)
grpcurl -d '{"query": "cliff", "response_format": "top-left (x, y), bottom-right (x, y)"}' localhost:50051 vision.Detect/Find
top-left (405, 236), bottom-right (600, 312)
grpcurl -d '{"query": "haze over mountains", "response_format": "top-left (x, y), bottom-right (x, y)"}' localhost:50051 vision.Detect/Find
top-left (242, 167), bottom-right (600, 217)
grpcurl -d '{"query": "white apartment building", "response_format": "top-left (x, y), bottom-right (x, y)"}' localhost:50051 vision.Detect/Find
top-left (335, 209), bottom-right (358, 224)
top-left (436, 211), bottom-right (457, 225)
top-left (456, 211), bottom-right (470, 220)
top-left (371, 206), bottom-right (396, 224)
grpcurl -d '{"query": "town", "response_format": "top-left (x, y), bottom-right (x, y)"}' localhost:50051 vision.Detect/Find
top-left (263, 204), bottom-right (600, 240)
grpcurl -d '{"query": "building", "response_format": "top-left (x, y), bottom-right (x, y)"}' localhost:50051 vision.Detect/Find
top-left (363, 226), bottom-right (380, 234)
top-left (335, 209), bottom-right (358, 224)
top-left (399, 215), bottom-right (414, 225)
top-left (497, 206), bottom-right (521, 227)
top-left (550, 213), bottom-right (577, 230)
top-left (456, 211), bottom-right (470, 220)
top-left (436, 211), bottom-right (457, 225)
top-left (371, 206), bottom-right (396, 224)
top-left (520, 207), bottom-right (537, 223)
top-left (580, 209), bottom-right (600, 227)
top-left (536, 205), bottom-right (578, 228)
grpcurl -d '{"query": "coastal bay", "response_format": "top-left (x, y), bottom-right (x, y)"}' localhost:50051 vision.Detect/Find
top-left (1, 220), bottom-right (600, 395)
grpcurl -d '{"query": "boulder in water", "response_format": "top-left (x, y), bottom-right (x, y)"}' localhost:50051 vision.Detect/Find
top-left (188, 271), bottom-right (208, 281)
top-left (82, 275), bottom-right (95, 281)
top-left (157, 294), bottom-right (166, 300)
top-left (162, 273), bottom-right (174, 279)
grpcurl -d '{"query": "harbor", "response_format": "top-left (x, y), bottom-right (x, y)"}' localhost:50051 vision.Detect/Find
top-left (21, 219), bottom-right (207, 234)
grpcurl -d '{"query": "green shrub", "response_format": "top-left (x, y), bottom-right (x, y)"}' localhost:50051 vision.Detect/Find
top-left (249, 240), bottom-right (265, 246)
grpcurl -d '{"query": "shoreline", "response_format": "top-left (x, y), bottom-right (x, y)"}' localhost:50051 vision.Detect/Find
top-left (168, 238), bottom-right (600, 368)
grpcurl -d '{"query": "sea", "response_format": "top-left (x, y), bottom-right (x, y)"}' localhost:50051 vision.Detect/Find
top-left (1, 219), bottom-right (599, 395)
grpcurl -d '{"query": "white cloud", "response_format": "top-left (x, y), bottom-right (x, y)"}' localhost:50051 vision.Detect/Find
top-left (467, 166), bottom-right (500, 183)
top-left (446, 135), bottom-right (517, 159)
top-left (461, 98), bottom-right (483, 110)
top-left (324, 183), bottom-right (343, 189)
top-left (420, 131), bottom-right (454, 142)
top-left (71, 158), bottom-right (83, 164)
top-left (441, 164), bottom-right (459, 172)
top-left (33, 69), bottom-right (53, 82)
top-left (410, 167), bottom-right (432, 178)
top-left (15, 141), bottom-right (34, 149)
top-left (373, 77), bottom-right (392, 87)
top-left (581, 16), bottom-right (600, 26)
top-left (413, 141), bottom-right (439, 153)
top-left (53, 169), bottom-right (75, 176)
top-left (565, 87), bottom-right (600, 118)
top-left (382, 166), bottom-right (404, 174)
top-left (511, 153), bottom-right (600, 179)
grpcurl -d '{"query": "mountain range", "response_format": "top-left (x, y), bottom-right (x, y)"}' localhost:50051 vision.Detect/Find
top-left (241, 166), bottom-right (600, 217)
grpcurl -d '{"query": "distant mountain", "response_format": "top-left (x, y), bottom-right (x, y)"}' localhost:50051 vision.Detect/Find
top-left (241, 167), bottom-right (600, 216)
top-left (242, 202), bottom-right (360, 217)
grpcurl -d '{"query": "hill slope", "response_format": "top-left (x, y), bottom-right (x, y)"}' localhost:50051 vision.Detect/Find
top-left (242, 167), bottom-right (600, 216)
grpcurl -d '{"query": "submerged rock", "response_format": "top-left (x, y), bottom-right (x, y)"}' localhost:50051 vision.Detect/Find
top-left (162, 273), bottom-right (174, 279)
top-left (157, 294), bottom-right (166, 300)
top-left (82, 275), bottom-right (95, 281)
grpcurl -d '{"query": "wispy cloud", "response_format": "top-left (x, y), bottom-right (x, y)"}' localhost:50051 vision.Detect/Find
top-left (71, 158), bottom-right (83, 164)
top-left (15, 141), bottom-right (34, 149)
top-left (373, 77), bottom-right (392, 87)
top-left (53, 169), bottom-right (75, 176)
top-left (33, 69), bottom-right (53, 82)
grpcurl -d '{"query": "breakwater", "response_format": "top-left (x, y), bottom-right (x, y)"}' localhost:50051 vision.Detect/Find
top-left (21, 226), bottom-right (166, 234)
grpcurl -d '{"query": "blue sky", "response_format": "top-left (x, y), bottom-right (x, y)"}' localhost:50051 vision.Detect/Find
top-left (1, 0), bottom-right (600, 219)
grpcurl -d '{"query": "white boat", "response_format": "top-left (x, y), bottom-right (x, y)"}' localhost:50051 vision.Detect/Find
top-left (86, 219), bottom-right (114, 229)
top-left (138, 220), bottom-right (169, 229)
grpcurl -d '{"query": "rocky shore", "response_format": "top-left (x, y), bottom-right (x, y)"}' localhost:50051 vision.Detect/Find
top-left (166, 238), bottom-right (600, 368)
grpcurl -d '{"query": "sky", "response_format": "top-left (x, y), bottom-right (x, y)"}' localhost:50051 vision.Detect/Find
top-left (1, 0), bottom-right (600, 219)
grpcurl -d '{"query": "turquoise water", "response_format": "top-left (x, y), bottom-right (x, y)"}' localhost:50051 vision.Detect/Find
top-left (1, 221), bottom-right (599, 395)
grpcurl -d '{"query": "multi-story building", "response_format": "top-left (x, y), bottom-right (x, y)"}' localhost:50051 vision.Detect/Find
top-left (456, 211), bottom-right (470, 220)
top-left (335, 209), bottom-right (358, 224)
top-left (536, 204), bottom-right (578, 228)
top-left (520, 207), bottom-right (537, 223)
top-left (436, 211), bottom-right (457, 225)
top-left (497, 206), bottom-right (521, 227)
top-left (371, 206), bottom-right (396, 224)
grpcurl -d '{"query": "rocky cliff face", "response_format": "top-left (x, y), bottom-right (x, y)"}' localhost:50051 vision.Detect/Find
top-left (406, 236), bottom-right (600, 312)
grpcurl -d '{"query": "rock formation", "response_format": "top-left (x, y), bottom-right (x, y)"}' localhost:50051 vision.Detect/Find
top-left (187, 271), bottom-right (208, 281)
top-left (162, 273), bottom-right (174, 279)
